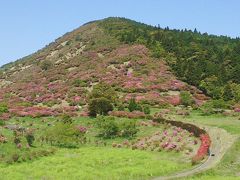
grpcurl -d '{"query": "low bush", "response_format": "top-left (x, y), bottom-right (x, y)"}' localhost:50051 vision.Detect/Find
top-left (108, 111), bottom-right (145, 119)
top-left (44, 122), bottom-right (87, 148)
top-left (0, 103), bottom-right (8, 115)
top-left (117, 103), bottom-right (125, 111)
top-left (0, 120), bottom-right (5, 126)
top-left (128, 98), bottom-right (142, 112)
top-left (95, 116), bottom-right (138, 138)
top-left (180, 91), bottom-right (194, 107)
top-left (118, 120), bottom-right (138, 138)
top-left (40, 60), bottom-right (53, 70)
top-left (25, 129), bottom-right (35, 147)
top-left (61, 114), bottom-right (74, 124)
top-left (201, 99), bottom-right (231, 115)
top-left (95, 116), bottom-right (119, 138)
top-left (72, 79), bottom-right (87, 87)
top-left (143, 105), bottom-right (151, 114)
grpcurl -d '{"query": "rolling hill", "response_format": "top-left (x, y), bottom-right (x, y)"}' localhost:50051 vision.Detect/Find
top-left (1, 17), bottom-right (230, 120)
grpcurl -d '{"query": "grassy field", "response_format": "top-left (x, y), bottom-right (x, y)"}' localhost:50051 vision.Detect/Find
top-left (0, 115), bottom-right (195, 180)
top-left (2, 110), bottom-right (240, 179)
top-left (0, 146), bottom-right (191, 180)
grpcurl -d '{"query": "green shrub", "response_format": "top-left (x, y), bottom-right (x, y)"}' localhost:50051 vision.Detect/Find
top-left (0, 103), bottom-right (8, 115)
top-left (72, 79), bottom-right (87, 87)
top-left (40, 60), bottom-right (53, 71)
top-left (95, 116), bottom-right (118, 138)
top-left (88, 82), bottom-right (117, 117)
top-left (88, 97), bottom-right (113, 117)
top-left (25, 129), bottom-right (35, 147)
top-left (44, 122), bottom-right (86, 148)
top-left (180, 91), bottom-right (194, 107)
top-left (61, 114), bottom-right (74, 124)
top-left (128, 98), bottom-right (142, 112)
top-left (0, 120), bottom-right (5, 126)
top-left (118, 120), bottom-right (138, 138)
top-left (13, 131), bottom-right (21, 145)
top-left (95, 116), bottom-right (138, 138)
top-left (143, 105), bottom-right (151, 114)
top-left (88, 82), bottom-right (117, 103)
top-left (201, 99), bottom-right (231, 115)
top-left (117, 103), bottom-right (125, 111)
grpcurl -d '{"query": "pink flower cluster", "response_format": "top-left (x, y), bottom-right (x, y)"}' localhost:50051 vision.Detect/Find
top-left (112, 126), bottom-right (196, 153)
top-left (164, 95), bottom-right (181, 106)
top-left (76, 125), bottom-right (87, 134)
top-left (233, 104), bottom-right (240, 112)
top-left (0, 113), bottom-right (11, 120)
top-left (108, 111), bottom-right (145, 119)
top-left (9, 106), bottom-right (56, 118)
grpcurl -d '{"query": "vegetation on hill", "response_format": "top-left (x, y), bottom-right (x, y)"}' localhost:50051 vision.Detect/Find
top-left (99, 17), bottom-right (240, 103)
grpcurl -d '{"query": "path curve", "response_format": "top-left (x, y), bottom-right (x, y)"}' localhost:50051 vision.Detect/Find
top-left (153, 123), bottom-right (237, 180)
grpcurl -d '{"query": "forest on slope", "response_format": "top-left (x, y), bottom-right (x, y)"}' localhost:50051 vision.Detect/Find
top-left (100, 17), bottom-right (240, 102)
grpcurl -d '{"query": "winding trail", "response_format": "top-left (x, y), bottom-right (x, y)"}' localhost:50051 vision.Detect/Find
top-left (153, 123), bottom-right (237, 180)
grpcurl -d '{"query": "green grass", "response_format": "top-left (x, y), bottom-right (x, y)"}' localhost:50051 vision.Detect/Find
top-left (0, 146), bottom-right (191, 180)
top-left (4, 110), bottom-right (239, 179)
top-left (0, 116), bottom-right (195, 179)
top-left (179, 111), bottom-right (240, 135)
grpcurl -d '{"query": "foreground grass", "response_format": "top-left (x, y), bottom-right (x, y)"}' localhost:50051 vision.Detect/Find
top-left (0, 146), bottom-right (191, 180)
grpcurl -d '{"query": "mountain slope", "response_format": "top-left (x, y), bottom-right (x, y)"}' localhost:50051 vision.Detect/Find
top-left (99, 17), bottom-right (240, 101)
top-left (0, 18), bottom-right (208, 119)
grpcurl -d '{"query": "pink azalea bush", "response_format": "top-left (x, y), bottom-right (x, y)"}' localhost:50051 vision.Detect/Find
top-left (192, 134), bottom-right (211, 164)
top-left (108, 111), bottom-right (145, 119)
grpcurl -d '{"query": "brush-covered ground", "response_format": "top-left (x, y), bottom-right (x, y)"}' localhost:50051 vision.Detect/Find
top-left (0, 111), bottom-right (203, 180)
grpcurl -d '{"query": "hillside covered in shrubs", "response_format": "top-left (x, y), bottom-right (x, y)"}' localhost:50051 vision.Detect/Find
top-left (0, 17), bottom-right (210, 120)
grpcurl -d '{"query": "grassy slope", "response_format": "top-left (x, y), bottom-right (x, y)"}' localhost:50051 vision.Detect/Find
top-left (0, 146), bottom-right (190, 180)
top-left (0, 116), bottom-right (194, 180)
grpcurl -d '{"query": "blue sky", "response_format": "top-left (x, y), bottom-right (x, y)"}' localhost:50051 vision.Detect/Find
top-left (0, 0), bottom-right (240, 66)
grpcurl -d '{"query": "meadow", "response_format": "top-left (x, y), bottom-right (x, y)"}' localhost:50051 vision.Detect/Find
top-left (0, 113), bottom-right (201, 180)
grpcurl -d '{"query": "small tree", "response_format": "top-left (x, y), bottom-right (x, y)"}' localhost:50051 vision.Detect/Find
top-left (89, 82), bottom-right (117, 103)
top-left (89, 97), bottom-right (113, 117)
top-left (222, 82), bottom-right (234, 101)
top-left (88, 82), bottom-right (117, 117)
top-left (40, 60), bottom-right (53, 71)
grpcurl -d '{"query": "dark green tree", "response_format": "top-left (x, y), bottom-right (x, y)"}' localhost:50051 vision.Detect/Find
top-left (88, 97), bottom-right (113, 117)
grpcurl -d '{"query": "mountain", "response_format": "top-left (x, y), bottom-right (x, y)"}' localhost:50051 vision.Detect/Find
top-left (0, 17), bottom-right (220, 119)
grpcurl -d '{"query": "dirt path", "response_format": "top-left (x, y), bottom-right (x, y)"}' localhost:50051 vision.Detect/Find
top-left (152, 124), bottom-right (237, 180)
